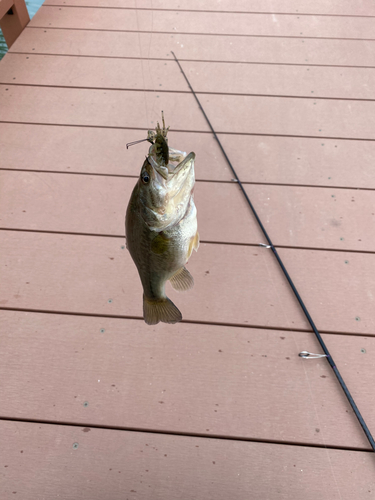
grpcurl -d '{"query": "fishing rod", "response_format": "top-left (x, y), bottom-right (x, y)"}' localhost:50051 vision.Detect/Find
top-left (171, 51), bottom-right (375, 452)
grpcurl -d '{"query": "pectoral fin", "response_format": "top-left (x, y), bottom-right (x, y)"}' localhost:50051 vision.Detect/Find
top-left (170, 266), bottom-right (194, 292)
top-left (193, 231), bottom-right (199, 251)
top-left (187, 231), bottom-right (200, 259)
top-left (151, 232), bottom-right (170, 255)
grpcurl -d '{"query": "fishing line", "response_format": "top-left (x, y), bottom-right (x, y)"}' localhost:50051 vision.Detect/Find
top-left (134, 0), bottom-right (149, 123)
top-left (145, 0), bottom-right (157, 121)
top-left (171, 51), bottom-right (375, 452)
top-left (136, 0), bottom-right (157, 127)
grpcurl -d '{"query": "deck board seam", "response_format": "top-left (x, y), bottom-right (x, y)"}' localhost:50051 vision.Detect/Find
top-left (1, 227), bottom-right (374, 255)
top-left (0, 416), bottom-right (371, 453)
top-left (1, 121), bottom-right (375, 142)
top-left (1, 228), bottom-right (374, 256)
top-left (0, 307), bottom-right (373, 338)
top-left (25, 26), bottom-right (375, 42)
top-left (2, 308), bottom-right (370, 340)
top-left (3, 82), bottom-right (375, 102)
top-left (40, 5), bottom-right (375, 19)
top-left (7, 52), bottom-right (375, 70)
top-left (2, 168), bottom-right (375, 191)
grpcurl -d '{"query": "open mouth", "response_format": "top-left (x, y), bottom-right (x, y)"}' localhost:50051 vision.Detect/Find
top-left (169, 152), bottom-right (196, 175)
top-left (166, 153), bottom-right (195, 198)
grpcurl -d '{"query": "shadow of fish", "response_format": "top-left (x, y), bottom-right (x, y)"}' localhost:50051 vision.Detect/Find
top-left (125, 114), bottom-right (199, 325)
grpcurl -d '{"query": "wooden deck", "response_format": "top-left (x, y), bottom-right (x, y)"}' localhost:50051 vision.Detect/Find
top-left (1, 1), bottom-right (375, 498)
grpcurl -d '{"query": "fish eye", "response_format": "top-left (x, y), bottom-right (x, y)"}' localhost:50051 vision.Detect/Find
top-left (142, 172), bottom-right (150, 184)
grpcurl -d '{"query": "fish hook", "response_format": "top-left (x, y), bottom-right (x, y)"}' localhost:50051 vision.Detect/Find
top-left (126, 138), bottom-right (152, 149)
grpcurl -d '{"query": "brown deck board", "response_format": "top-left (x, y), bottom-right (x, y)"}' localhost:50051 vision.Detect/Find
top-left (1, 1), bottom-right (375, 496)
top-left (10, 28), bottom-right (375, 67)
top-left (243, 184), bottom-right (375, 252)
top-left (0, 171), bottom-right (263, 244)
top-left (1, 170), bottom-right (374, 252)
top-left (1, 123), bottom-right (374, 189)
top-left (30, 6), bottom-right (375, 40)
top-left (1, 310), bottom-right (373, 449)
top-left (2, 54), bottom-right (375, 100)
top-left (1, 230), bottom-right (374, 335)
top-left (217, 134), bottom-right (375, 189)
top-left (0, 124), bottom-right (234, 182)
top-left (0, 85), bottom-right (210, 131)
top-left (2, 85), bottom-right (375, 139)
top-left (0, 230), bottom-right (307, 330)
top-left (43, 0), bottom-right (375, 17)
top-left (2, 420), bottom-right (374, 500)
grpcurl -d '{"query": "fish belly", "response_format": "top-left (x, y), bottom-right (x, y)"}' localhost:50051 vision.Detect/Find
top-left (126, 198), bottom-right (197, 302)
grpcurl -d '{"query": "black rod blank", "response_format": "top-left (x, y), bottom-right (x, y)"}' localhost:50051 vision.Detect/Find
top-left (171, 51), bottom-right (375, 452)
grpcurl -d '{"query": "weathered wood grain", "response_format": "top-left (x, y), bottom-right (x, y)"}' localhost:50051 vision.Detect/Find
top-left (2, 85), bottom-right (375, 139)
top-left (1, 230), bottom-right (374, 334)
top-left (29, 6), bottom-right (375, 39)
top-left (1, 170), bottom-right (374, 252)
top-left (1, 310), bottom-right (374, 449)
top-left (2, 420), bottom-right (374, 500)
top-left (43, 0), bottom-right (375, 16)
top-left (2, 54), bottom-right (375, 100)
top-left (10, 29), bottom-right (375, 67)
top-left (1, 123), bottom-right (374, 189)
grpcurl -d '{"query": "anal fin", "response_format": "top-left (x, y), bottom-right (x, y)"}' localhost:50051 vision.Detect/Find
top-left (170, 266), bottom-right (194, 292)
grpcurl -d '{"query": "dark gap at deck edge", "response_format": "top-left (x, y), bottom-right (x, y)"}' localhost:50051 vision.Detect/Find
top-left (2, 168), bottom-right (375, 192)
top-left (26, 26), bottom-right (375, 43)
top-left (9, 51), bottom-right (375, 70)
top-left (40, 5), bottom-right (375, 19)
top-left (3, 82), bottom-right (375, 103)
top-left (1, 228), bottom-right (374, 255)
top-left (1, 121), bottom-right (375, 142)
top-left (0, 416), bottom-right (372, 453)
top-left (0, 306), bottom-right (372, 338)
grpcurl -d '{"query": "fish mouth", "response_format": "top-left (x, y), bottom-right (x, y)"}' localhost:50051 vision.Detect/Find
top-left (141, 152), bottom-right (195, 231)
top-left (170, 152), bottom-right (195, 174)
top-left (166, 152), bottom-right (195, 198)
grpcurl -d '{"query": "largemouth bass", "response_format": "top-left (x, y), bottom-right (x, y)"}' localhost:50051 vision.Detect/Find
top-left (125, 114), bottom-right (199, 325)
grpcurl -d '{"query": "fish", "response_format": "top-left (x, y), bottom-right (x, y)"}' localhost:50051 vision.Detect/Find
top-left (125, 113), bottom-right (199, 325)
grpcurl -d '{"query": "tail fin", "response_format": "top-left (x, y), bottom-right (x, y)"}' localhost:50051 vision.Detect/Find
top-left (143, 295), bottom-right (182, 325)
